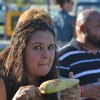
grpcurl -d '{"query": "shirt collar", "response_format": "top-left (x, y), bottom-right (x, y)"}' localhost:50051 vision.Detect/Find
top-left (71, 38), bottom-right (100, 53)
top-left (70, 38), bottom-right (83, 50)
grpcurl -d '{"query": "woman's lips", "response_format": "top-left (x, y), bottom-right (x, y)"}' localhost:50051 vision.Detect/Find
top-left (38, 64), bottom-right (48, 66)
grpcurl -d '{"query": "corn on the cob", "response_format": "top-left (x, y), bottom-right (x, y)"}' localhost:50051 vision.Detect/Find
top-left (39, 78), bottom-right (79, 94)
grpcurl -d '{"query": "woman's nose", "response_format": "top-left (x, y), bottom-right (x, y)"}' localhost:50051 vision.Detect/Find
top-left (42, 48), bottom-right (49, 59)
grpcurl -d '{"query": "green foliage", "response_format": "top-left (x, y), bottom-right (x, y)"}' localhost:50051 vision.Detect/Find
top-left (7, 0), bottom-right (27, 3)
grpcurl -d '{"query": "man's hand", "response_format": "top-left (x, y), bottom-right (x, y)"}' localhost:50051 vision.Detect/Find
top-left (82, 82), bottom-right (100, 100)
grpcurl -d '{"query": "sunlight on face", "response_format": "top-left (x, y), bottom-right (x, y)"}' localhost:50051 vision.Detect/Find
top-left (25, 30), bottom-right (56, 78)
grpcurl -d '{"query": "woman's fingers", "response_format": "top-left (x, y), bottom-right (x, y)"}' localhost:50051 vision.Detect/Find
top-left (68, 72), bottom-right (74, 78)
top-left (61, 85), bottom-right (80, 100)
top-left (61, 92), bottom-right (74, 99)
top-left (13, 85), bottom-right (41, 100)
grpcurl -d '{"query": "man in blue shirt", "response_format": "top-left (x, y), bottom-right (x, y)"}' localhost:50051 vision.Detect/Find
top-left (53, 0), bottom-right (75, 47)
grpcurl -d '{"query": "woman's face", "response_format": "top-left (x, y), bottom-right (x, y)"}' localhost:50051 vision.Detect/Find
top-left (25, 30), bottom-right (56, 77)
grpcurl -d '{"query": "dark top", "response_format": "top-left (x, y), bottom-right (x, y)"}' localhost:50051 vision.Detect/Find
top-left (0, 73), bottom-right (58, 100)
top-left (58, 38), bottom-right (100, 84)
top-left (58, 38), bottom-right (100, 100)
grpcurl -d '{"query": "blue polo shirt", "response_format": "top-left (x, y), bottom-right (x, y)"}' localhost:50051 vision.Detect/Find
top-left (53, 10), bottom-right (74, 44)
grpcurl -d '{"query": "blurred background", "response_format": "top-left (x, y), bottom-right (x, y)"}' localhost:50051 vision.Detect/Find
top-left (0, 0), bottom-right (100, 50)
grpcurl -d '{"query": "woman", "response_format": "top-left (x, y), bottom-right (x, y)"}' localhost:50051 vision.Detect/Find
top-left (0, 8), bottom-right (80, 100)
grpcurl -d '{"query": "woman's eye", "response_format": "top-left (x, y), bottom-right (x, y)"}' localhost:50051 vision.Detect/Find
top-left (48, 45), bottom-right (56, 50)
top-left (33, 46), bottom-right (41, 50)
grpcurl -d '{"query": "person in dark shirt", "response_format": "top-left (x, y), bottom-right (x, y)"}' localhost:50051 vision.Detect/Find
top-left (58, 9), bottom-right (100, 100)
top-left (53, 0), bottom-right (75, 47)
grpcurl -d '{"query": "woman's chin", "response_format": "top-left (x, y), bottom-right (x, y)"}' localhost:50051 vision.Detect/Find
top-left (38, 71), bottom-right (49, 77)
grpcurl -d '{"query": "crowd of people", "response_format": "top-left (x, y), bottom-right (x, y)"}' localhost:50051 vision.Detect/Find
top-left (0, 0), bottom-right (100, 100)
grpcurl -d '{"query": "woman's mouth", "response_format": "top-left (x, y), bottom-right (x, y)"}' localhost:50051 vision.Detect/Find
top-left (38, 64), bottom-right (49, 67)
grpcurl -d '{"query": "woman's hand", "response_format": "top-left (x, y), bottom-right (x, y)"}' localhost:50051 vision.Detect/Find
top-left (60, 84), bottom-right (80, 100)
top-left (60, 72), bottom-right (80, 100)
top-left (12, 85), bottom-right (41, 100)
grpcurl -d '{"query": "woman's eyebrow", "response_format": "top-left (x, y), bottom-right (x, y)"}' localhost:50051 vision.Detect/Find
top-left (32, 42), bottom-right (55, 45)
top-left (32, 42), bottom-right (42, 46)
